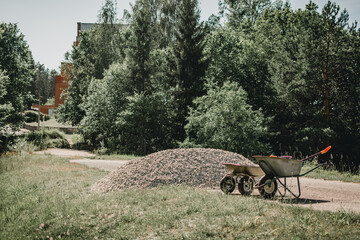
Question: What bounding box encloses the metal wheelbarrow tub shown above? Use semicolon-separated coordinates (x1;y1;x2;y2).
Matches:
252;156;303;177
223;163;264;177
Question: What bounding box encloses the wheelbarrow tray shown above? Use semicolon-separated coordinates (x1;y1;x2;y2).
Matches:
253;156;303;177
223;163;264;177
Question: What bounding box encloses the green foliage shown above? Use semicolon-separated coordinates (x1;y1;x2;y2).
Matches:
0;23;35;153
31;63;57;105
56;31;96;126
185;81;269;155
204;27;273;111
219;0;272;27
0;71;13;128
127;0;154;93
23;110;50;123
172;0;208;140
0;23;35;119
80;63;131;149
116;91;177;155
249;1;360;170
24;129;70;150
57;1;129;126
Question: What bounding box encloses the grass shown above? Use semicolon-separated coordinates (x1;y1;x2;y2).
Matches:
90;154;140;161
26;117;75;128
302;162;360;183
0;153;359;239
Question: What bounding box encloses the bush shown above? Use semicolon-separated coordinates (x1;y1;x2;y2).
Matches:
24;129;69;150
184;81;270;156
24;110;50;123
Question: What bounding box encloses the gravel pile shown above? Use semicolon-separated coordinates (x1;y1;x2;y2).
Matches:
91;148;257;192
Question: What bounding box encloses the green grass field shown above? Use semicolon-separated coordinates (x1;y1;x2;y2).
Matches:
1;153;359;240
302;162;360;183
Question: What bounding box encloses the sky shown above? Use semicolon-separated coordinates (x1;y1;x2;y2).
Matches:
1;0;359;71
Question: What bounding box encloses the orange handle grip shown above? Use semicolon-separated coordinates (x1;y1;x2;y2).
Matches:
321;146;332;154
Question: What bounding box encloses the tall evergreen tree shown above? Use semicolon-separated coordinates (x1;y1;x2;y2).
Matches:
93;0;120;79
172;0;208;140
30;63;57;105
56;32;96;125
127;0;153;93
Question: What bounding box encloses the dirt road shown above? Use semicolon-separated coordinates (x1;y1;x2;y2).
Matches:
250;177;360;214
33;148;129;171
33;148;360;214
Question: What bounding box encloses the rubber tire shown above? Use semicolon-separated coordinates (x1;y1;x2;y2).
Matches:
220;175;235;194
258;175;278;199
238;176;254;196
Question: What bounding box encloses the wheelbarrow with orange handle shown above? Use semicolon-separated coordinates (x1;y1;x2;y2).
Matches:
220;146;332;199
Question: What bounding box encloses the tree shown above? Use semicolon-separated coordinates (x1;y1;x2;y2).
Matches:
57;0;127;126
252;1;360;171
0;71;14;152
184;81;269;155
80;63;130;148
204;27;273;111
220;0;272;27
116;91;177;155
0;23;35;152
30;63;57;105
93;0;120;79
172;0;208;140
0;22;35;120
56;31;96;125
127;0;154;93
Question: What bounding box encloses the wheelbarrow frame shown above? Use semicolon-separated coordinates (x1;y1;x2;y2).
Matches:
220;146;332;199
220;164;264;196
255;160;327;198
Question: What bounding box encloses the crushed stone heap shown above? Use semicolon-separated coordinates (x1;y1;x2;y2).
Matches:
91;148;257;192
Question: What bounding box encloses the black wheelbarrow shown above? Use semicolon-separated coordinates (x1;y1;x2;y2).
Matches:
220;146;332;199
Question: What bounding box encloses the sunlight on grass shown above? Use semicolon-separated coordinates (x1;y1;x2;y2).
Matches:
1;153;359;239
302;162;360;183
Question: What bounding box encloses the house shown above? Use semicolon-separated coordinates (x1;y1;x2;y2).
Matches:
31;23;95;115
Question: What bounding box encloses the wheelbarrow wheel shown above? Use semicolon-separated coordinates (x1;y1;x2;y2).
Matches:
238;176;254;196
258;175;277;199
220;175;235;194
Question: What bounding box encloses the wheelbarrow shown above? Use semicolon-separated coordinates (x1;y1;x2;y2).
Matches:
220;146;332;199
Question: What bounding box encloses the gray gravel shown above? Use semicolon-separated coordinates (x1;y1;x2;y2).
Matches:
91;148;257;192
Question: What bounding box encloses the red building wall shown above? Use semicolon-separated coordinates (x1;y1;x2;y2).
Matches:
55;75;68;106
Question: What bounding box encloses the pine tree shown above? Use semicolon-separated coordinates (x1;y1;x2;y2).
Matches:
127;0;153;93
172;0;208;140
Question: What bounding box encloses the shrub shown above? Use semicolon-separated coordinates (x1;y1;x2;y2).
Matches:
24;110;50;123
24;129;69;150
184;81;270;156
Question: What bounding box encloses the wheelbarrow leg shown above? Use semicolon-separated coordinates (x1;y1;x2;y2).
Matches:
276;176;301;199
277;177;287;198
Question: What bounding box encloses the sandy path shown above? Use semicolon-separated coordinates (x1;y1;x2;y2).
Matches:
33;148;360;214
69;159;129;171
33;148;96;158
289;177;360;213
33;148;129;171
